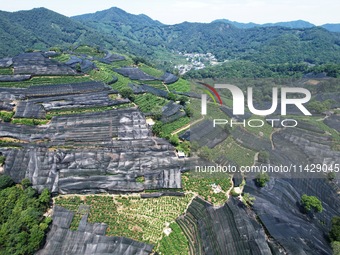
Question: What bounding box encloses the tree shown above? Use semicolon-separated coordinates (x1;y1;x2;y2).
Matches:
178;141;190;156
330;216;340;242
167;92;177;101
258;150;269;163
152;106;163;121
119;88;134;101
255;172;270;187
224;124;232;135
0;179;51;254
301;194;323;213
332;241;340;255
198;146;213;161
152;121;163;136
1;116;11;122
308;99;334;114
21;178;32;189
179;96;189;106
0;175;14;190
191;141;200;152
328;172;336;181
132;56;150;66
169;135;180;146
39;188;51;206
75;63;82;73
184;106;193;117
243;193;256;206
0;155;5;165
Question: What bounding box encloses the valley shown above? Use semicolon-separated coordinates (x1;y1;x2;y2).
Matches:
0;5;339;255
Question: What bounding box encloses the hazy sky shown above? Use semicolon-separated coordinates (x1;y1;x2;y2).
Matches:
0;0;339;25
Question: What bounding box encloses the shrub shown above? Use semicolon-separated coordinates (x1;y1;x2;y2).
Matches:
0;175;14;190
0;155;5;166
198;146;213;161
230;188;239;197
135;176;145;183
330;216;340;242
258;150;269;163
119;88;134;101
242;193;255;206
301;194;323;213
255;172;270;187
21;178;32;189
184;106;193;117
332;241;340;255
167;92;177;101
152;121;163;136
328;172;336;181
169;135;180;146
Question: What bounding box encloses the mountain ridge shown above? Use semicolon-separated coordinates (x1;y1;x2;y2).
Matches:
1;6;340;67
213;19;316;29
72;7;162;26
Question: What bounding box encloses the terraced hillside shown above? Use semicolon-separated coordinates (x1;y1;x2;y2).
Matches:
0;48;193;255
0;47;339;255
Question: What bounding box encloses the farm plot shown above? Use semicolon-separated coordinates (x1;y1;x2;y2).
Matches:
179;197;273;255
0;75;31;82
140;84;168;98
0;75;92;88
142;80;166;91
73;45;106;58
12;52;77;75
0;58;13;68
97;52;126;64
161;117;191;137
161;101;186;123
158;222;189;255
187;120;229;148
160;72;179;84
324;115;340;133
182;172;231;206
210;136;256;167
24;81;109;97
65;56;97;73
134;93;169;113
139;64;164;78
55;194;194;245
244;178;339;255
38;205;153;255
90;62;131;89
168;78;191;92
115;67;158;81
0;68;13;75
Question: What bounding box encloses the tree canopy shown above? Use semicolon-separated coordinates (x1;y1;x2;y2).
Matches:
0;175;51;255
300;194;323;213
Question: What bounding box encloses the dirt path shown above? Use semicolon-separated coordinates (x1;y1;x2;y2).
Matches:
162;82;170;93
270;129;280;150
171;115;205;135
225;178;234;198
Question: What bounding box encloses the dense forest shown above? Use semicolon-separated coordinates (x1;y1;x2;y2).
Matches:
0;175;51;255
1;7;340;70
184;60;340;79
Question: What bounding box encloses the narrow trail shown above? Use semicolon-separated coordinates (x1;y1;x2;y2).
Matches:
226;178;234;199
270;129;280;150
171;115;205;135
162;82;170;93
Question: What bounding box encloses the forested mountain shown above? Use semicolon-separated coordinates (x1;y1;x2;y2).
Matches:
1;6;340;67
72;8;340;65
213;19;315;29
0;8;116;57
322;23;340;33
72;7;162;26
